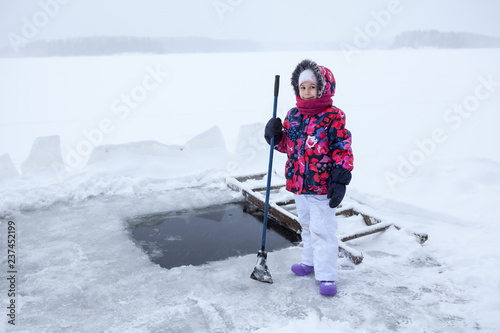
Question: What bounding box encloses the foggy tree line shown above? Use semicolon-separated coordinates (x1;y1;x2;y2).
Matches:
1;31;499;57
0;36;262;57
391;30;500;49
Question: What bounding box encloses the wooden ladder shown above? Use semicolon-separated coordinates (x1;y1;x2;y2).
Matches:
227;173;428;265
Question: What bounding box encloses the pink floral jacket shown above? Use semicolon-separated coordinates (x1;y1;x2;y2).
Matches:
275;106;353;195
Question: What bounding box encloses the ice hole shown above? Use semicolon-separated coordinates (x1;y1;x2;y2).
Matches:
127;202;301;269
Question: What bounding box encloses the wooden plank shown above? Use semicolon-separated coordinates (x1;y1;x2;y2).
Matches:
340;221;428;244
339;242;364;265
227;178;302;232
336;207;381;225
414;232;428;244
235;173;266;182
275;198;295;206
340;222;393;242
251;185;285;192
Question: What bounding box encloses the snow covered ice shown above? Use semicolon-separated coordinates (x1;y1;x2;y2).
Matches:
1;49;500;332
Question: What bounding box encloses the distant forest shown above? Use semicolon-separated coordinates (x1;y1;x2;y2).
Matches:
0;36;262;57
391;30;500;49
1;31;499;57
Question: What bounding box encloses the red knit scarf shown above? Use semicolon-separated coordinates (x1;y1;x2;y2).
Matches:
295;95;333;116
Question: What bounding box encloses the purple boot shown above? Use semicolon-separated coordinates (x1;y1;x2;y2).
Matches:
320;281;337;296
291;263;314;276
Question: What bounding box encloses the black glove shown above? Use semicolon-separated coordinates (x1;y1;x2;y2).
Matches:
327;169;352;208
264;117;283;145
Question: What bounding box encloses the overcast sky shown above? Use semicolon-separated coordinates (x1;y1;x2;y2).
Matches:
1;0;500;48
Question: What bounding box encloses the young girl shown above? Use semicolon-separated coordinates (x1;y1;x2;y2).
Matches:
265;59;353;296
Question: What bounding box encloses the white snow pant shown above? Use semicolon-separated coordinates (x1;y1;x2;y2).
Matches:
294;194;338;281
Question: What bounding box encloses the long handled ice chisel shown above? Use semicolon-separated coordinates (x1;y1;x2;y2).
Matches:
250;75;280;284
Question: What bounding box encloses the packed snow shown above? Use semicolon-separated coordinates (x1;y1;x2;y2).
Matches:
1;49;499;332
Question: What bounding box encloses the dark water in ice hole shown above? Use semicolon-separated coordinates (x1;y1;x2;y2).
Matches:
128;202;301;269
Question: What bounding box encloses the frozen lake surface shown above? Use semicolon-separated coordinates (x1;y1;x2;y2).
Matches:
1;48;499;332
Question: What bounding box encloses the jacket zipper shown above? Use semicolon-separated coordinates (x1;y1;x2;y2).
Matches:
301;115;310;192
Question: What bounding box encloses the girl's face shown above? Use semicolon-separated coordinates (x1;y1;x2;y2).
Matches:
299;82;317;100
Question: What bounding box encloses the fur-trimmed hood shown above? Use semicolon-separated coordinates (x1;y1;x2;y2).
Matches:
291;59;336;98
